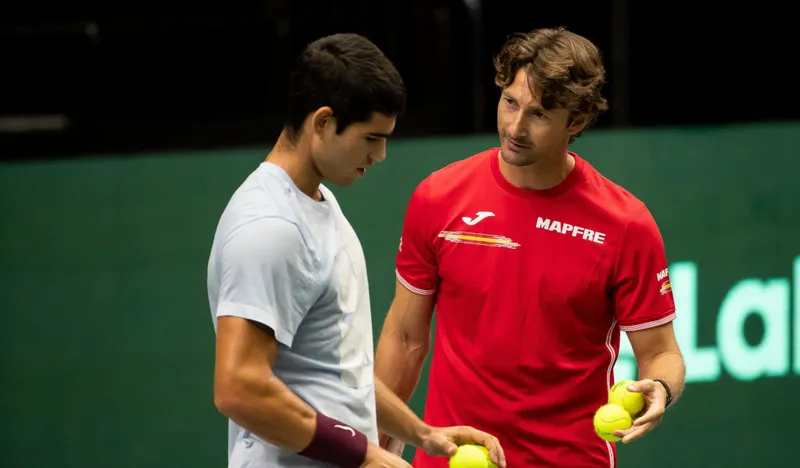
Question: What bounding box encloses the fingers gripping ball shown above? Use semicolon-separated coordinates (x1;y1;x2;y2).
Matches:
449;444;497;468
593;404;632;442
608;380;646;416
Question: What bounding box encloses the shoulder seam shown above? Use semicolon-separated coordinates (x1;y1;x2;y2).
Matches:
609;202;651;282
609;214;634;284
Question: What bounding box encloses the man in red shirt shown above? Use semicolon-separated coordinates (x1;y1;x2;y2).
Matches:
375;28;686;467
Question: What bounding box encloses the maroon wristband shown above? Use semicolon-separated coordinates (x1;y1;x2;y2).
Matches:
297;412;368;468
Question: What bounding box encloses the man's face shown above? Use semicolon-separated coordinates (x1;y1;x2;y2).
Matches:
497;68;579;166
311;111;396;187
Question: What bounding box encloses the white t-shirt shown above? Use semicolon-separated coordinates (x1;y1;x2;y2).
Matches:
207;162;377;467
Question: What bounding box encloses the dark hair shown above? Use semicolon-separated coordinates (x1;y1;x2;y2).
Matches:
284;33;406;140
494;27;609;143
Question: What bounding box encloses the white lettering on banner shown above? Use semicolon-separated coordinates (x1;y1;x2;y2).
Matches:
718;278;790;380
536;217;606;244
614;256;800;384
794;257;800;375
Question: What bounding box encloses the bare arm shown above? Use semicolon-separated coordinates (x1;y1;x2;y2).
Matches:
611;322;686;444
213;316;316;451
628;321;686;405
374;377;429;447
374;280;436;446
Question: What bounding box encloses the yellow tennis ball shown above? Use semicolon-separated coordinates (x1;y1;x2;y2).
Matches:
608;380;646;416
593;403;632;442
449;444;496;468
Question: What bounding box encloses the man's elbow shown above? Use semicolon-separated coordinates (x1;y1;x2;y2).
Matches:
639;349;685;377
379;286;435;357
641;348;682;364
408;334;431;359
382;325;430;358
214;372;242;418
214;367;265;420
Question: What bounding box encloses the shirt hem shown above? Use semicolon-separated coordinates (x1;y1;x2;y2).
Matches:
619;310;677;332
395;269;436;296
217;301;296;347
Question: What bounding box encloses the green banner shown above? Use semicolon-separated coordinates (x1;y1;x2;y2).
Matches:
1;121;798;467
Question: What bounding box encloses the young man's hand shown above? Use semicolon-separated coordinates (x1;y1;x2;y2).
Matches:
419;425;506;468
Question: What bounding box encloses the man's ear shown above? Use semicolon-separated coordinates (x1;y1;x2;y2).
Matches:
311;107;335;135
567;113;590;136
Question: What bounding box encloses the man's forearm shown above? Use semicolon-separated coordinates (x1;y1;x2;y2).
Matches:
374;325;430;446
638;351;686;405
375;327;429;402
216;371;317;451
375;378;430;447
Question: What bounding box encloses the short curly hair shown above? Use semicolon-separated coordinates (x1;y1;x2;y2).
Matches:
494;27;609;143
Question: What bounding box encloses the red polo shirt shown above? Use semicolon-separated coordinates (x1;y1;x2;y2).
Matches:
395;148;676;468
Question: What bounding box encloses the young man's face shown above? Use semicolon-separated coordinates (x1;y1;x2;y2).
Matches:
312;111;396;187
496;68;583;166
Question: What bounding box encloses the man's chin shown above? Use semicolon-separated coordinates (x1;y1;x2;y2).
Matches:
500;147;535;167
329;178;355;188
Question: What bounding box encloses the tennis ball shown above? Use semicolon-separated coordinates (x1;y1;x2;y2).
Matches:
593;403;632;442
608;380;646;416
449;444;496;468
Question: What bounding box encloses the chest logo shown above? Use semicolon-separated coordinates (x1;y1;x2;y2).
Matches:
535;217;606;245
438;230;520;249
462;211;495;226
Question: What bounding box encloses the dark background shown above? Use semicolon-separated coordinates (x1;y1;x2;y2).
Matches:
2;0;795;161
3;123;799;468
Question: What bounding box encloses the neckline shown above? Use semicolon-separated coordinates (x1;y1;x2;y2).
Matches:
489;148;585;200
259;161;332;213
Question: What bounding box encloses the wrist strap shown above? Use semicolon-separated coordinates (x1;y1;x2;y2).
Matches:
298;412;368;467
653;379;673;408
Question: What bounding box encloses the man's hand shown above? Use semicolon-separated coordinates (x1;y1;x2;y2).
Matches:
613;379;667;444
361;442;412;467
419;426;506;468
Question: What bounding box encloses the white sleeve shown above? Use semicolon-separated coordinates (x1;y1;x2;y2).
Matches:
215;217;316;348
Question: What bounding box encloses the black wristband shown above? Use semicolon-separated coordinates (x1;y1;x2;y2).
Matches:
653;379;673;408
297;412;368;468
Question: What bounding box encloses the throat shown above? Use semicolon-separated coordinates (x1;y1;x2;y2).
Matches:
499;151;575;191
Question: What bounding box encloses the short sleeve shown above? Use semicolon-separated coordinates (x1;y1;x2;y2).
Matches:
610;206;677;332
215;217;316;347
395;177;439;295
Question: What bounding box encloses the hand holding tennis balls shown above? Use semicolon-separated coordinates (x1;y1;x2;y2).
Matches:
596;379;670;444
449;444;497;468
420;425;505;467
593;379;646;442
608;379;645;416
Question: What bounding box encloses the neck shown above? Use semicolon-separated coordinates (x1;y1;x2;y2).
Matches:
499;149;575;191
265;130;323;200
